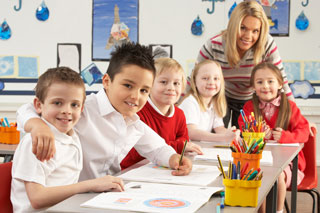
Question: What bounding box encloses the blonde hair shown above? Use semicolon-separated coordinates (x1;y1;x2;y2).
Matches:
180;60;227;117
154;58;186;92
223;0;269;67
250;62;291;130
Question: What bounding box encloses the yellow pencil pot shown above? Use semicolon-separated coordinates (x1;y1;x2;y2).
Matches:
242;132;265;146
223;179;261;207
232;152;262;171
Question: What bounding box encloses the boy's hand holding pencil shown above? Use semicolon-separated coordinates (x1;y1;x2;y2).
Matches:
169;140;192;176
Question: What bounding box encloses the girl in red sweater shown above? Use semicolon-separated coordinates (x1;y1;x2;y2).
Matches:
238;62;309;213
121;58;203;169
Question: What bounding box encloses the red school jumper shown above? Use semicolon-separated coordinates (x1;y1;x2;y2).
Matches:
120;101;189;169
238;100;309;172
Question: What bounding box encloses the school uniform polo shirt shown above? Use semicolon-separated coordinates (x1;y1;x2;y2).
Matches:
179;95;224;132
11;119;82;213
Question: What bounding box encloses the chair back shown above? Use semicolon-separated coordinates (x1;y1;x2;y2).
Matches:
0;162;13;213
298;126;317;190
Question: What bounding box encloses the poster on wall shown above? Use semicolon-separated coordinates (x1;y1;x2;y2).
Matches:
257;0;290;36
57;43;81;72
92;0;139;61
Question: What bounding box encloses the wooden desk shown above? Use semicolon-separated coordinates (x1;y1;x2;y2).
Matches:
46;142;303;213
0;143;17;162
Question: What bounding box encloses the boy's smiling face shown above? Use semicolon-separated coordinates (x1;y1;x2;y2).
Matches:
34;82;84;135
103;64;154;118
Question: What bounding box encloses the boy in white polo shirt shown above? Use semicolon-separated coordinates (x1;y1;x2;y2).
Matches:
16;43;192;182
11;67;124;213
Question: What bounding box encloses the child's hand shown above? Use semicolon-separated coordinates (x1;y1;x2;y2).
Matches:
272;127;283;142
225;129;237;142
185;142;203;155
30;120;56;162
264;125;272;140
88;175;124;192
169;154;192;176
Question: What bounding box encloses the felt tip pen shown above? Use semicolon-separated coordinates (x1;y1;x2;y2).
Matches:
4;117;10;127
216;203;221;213
220;192;225;209
240;162;249;179
247;170;258;181
242;168;253;180
237;161;241;180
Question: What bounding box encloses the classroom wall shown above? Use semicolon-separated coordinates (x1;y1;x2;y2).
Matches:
1;0;320;163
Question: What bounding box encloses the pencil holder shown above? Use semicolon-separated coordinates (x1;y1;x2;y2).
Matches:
242;132;265;146
232;152;262;171
223;179;261;207
0;126;20;144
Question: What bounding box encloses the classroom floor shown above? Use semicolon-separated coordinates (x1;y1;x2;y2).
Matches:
285;166;320;213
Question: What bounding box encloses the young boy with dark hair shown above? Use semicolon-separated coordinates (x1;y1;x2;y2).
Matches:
17;43;192;183
12;67;124;212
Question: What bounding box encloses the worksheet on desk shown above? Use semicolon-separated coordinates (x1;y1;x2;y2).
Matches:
118;163;220;186
194;148;273;165
81;182;223;213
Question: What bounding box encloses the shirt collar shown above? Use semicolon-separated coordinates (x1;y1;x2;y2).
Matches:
148;97;175;117
96;89;116;116
259;95;281;109
41;118;77;145
96;89;139;125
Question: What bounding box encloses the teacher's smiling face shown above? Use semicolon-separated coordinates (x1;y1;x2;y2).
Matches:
236;15;261;58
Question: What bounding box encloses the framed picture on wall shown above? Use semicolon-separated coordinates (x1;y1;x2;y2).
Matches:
258;0;290;36
149;44;173;59
92;0;139;61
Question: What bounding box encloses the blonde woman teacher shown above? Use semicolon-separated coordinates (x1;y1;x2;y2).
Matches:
196;1;293;128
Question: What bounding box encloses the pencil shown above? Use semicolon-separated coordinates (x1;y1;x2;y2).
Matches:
214;145;230;149
217;155;226;179
179;140;188;166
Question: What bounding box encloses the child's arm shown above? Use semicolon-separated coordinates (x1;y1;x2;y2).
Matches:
185;142;203;154
272;102;309;143
188;124;236;142
25;175;124;209
17;103;55;161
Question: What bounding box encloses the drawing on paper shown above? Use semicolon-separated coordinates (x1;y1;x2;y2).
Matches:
0;56;14;77
143;198;190;209
151;165;170;170
283;61;301;81
114;198;132;204
18;56;38;78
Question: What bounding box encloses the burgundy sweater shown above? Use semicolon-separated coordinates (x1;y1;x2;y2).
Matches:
120;101;189;169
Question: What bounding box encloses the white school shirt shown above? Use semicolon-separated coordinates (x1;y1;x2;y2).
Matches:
11;119;82;213
178;95;224;132
17;89;176;181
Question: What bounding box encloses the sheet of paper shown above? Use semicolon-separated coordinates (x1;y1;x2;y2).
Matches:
194;148;273;165
118;163;220;186
81;182;223;213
